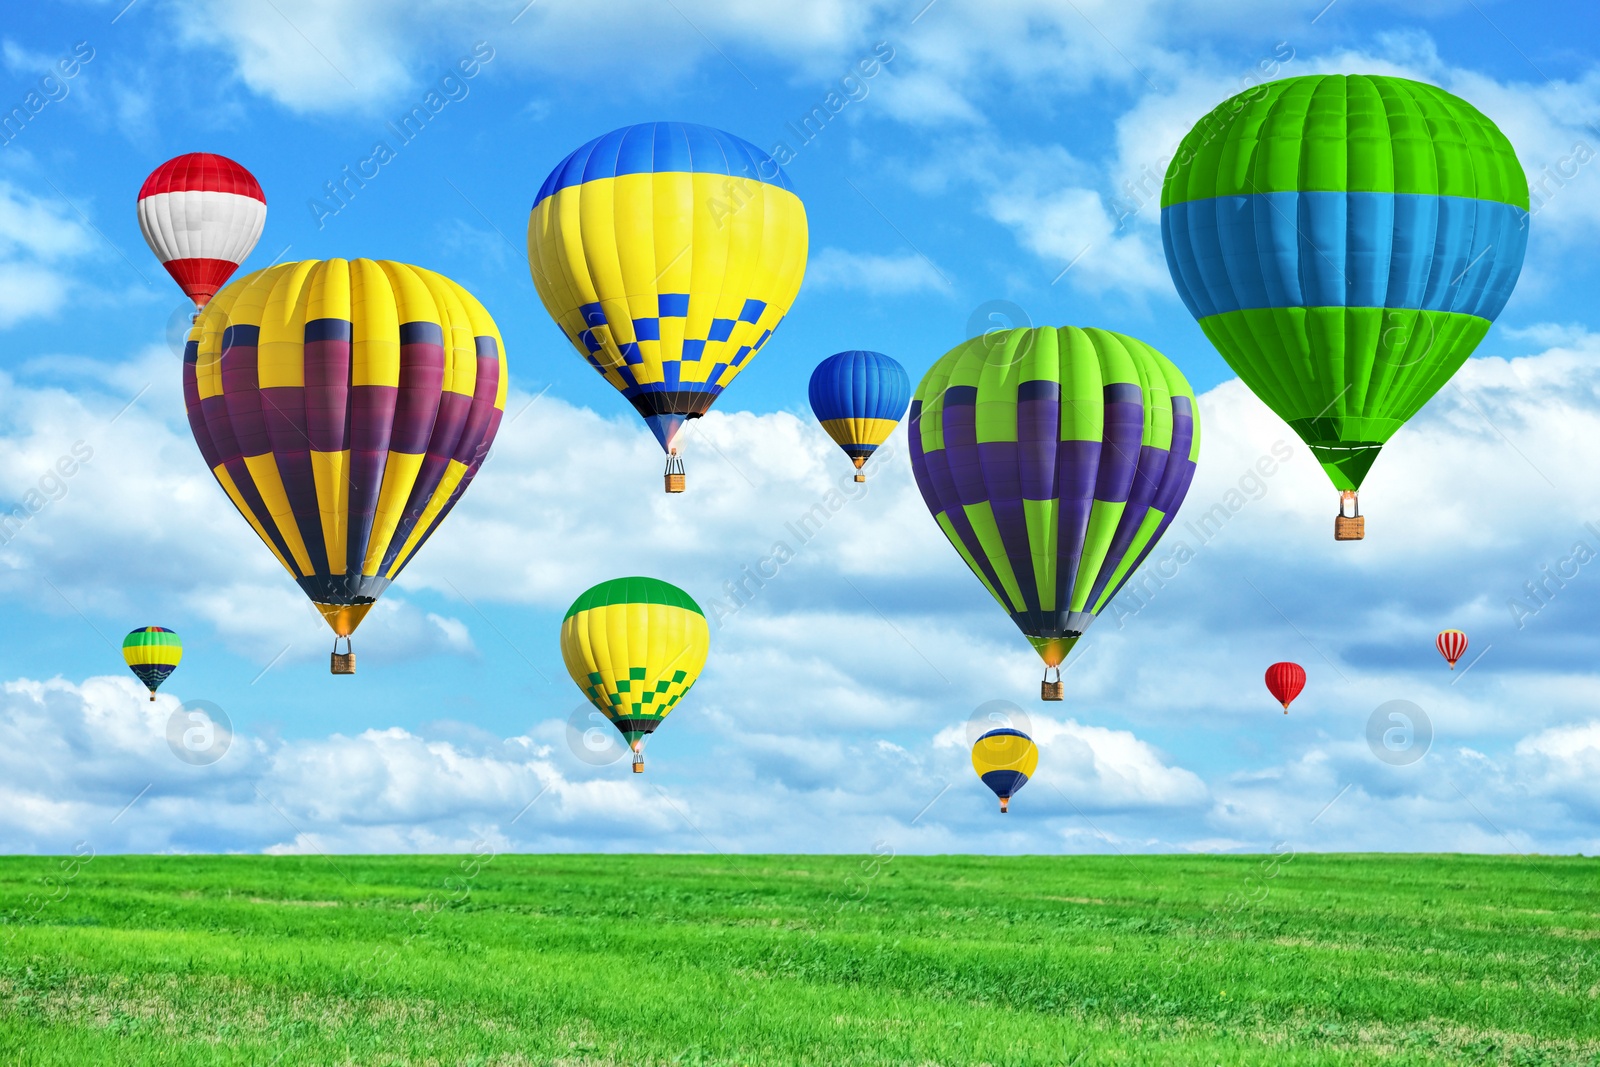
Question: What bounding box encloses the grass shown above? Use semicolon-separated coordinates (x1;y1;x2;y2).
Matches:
0;852;1596;1065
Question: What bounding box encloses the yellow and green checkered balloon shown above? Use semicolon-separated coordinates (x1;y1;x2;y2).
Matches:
559;577;708;772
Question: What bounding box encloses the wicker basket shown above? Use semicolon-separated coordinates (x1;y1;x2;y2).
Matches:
664;451;686;494
664;472;686;493
331;651;356;675
854;473;866;483
1335;492;1365;541
999;798;1010;813
1041;680;1064;701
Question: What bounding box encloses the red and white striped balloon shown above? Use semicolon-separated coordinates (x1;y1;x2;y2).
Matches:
137;153;265;308
1436;629;1468;669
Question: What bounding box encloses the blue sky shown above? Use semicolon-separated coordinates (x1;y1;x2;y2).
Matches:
2;0;1599;856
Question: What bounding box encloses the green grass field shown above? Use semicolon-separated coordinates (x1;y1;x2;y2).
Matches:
0;852;1596;1066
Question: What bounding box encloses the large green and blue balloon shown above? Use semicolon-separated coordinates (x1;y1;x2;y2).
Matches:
909;328;1200;699
1162;74;1527;531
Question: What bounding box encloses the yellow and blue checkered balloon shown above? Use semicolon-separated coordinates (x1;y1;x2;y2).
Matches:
528;122;808;460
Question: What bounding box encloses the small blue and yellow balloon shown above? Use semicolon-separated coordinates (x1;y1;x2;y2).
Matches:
808;350;910;482
971;727;1038;813
123;626;182;701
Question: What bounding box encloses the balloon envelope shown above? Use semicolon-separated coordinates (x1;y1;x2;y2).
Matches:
1162;75;1528;492
184;259;507;640
808;350;910;472
138;153;266;308
1265;661;1306;711
909;327;1200;675
528;122;808;456
971;727;1039;812
122;626;182;698
1437;629;1468;669
559;577;709;759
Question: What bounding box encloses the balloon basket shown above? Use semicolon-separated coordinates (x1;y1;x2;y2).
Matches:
999;798;1010;813
854;473;866;483
632;751;645;774
1041;680;1064;702
1335;492;1364;541
149;693;156;703
664;474;685;493
664;452;685;494
331;637;355;675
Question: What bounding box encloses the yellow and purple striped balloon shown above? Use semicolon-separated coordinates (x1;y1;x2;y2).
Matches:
184;259;507;652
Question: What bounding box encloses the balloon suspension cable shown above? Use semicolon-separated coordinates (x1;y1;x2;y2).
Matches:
331;635;356;676
663;450;686;494
1334;490;1365;542
1041;666;1064;702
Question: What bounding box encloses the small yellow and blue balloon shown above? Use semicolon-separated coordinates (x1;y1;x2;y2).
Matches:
808;350;910;482
559;577;709;773
122;627;182;701
971;727;1038;813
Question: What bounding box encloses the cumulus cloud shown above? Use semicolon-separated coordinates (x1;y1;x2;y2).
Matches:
9;325;1600;853
804;247;950;295
0;182;94;327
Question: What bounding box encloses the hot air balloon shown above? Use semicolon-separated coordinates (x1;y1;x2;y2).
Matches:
971;727;1038;813
809;350;911;482
1161;75;1528;540
909;327;1200;700
122;626;182;701
138;153;266;309
527;122;808;493
184;259;507;673
1265;661;1306;713
559;577;709;773
1436;629;1467;669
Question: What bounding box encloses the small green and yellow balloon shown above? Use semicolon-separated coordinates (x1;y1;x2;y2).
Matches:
559;577;709;773
971;728;1038;813
122;626;182;701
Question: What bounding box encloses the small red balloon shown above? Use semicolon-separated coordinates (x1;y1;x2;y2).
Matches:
1265;661;1306;713
1436;629;1467;669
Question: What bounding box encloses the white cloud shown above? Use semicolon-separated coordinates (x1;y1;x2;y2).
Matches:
935;714;1208;812
804;246;949;294
0;182;93;326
